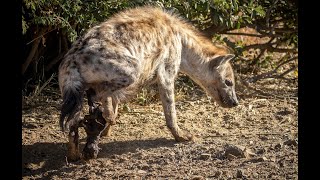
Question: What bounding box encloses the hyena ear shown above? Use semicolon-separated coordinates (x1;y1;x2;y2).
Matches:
209;54;235;69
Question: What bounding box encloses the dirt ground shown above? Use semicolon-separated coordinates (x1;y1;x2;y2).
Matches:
22;75;298;179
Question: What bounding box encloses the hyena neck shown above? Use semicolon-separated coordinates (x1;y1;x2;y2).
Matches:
179;29;227;84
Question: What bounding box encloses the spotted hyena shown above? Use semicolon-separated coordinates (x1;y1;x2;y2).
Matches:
58;6;238;161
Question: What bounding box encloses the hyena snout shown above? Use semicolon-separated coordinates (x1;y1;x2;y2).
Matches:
219;90;239;108
229;97;239;107
223;97;238;108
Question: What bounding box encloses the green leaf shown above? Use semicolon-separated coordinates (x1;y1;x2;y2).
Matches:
22;17;28;34
218;15;224;24
254;5;266;17
232;0;239;12
236;21;241;29
229;20;234;28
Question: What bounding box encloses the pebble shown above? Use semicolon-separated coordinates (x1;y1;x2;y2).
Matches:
137;170;147;174
225;145;246;158
200;153;211;160
256;148;266;154
214;171;222;177
191;175;204;180
236;169;245;178
283;139;298;146
275;143;283;149
224;144;256;159
249;156;268;163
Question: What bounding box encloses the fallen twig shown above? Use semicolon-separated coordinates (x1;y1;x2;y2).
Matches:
237;76;297;100
245;56;298;83
205;132;283;138
31;73;56;98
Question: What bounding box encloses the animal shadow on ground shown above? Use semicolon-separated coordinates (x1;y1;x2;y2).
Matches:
22;142;69;179
22;138;176;179
98;138;176;157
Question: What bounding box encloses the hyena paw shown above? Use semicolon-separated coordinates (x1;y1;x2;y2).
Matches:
174;131;194;142
82;143;100;160
67;151;81;162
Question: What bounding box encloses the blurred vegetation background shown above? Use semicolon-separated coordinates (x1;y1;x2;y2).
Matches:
22;0;298;104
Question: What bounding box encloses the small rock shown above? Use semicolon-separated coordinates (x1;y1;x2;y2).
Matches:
278;160;285;167
104;171;114;175
191;175;204;180
256;148;266;154
249;140;254;145
137;170;147;174
214;171;222;177
224;144;256;159
236;169;244;178
275;143;283;149
259;136;268;141
249;157;268;163
244;148;257;157
283;139;298;146
200;153;211;160
224;145;246;158
30;133;37;139
118;156;128;162
233;122;241;127
138;163;149;170
226;153;237;160
198;111;205;115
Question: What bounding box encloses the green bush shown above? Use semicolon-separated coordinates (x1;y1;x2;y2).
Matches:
22;0;297;94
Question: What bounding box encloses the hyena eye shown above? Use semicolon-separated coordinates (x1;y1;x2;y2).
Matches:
225;79;233;87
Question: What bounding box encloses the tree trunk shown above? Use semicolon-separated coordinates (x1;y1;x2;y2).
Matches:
22;28;46;75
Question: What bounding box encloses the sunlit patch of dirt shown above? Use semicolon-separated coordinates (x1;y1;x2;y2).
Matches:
22;77;297;179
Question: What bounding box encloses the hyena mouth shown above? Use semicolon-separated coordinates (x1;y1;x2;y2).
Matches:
217;90;236;108
217;90;227;106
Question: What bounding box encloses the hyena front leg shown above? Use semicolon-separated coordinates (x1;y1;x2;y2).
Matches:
100;96;118;137
158;76;193;142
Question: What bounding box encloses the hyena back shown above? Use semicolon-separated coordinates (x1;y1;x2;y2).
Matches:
58;6;238;161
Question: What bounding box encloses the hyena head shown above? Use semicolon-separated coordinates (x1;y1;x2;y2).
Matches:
204;54;239;108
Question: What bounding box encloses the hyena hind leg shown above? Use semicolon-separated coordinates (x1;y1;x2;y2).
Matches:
82;65;136;159
81;89;107;159
67;112;82;161
81;106;107;160
81;95;118;159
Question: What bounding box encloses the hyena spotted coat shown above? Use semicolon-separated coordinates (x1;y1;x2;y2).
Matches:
59;6;239;161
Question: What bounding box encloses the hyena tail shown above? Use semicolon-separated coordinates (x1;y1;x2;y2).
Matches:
59;69;84;132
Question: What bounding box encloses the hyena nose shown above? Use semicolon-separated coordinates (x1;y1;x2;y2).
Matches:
232;99;239;106
231;92;239;107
